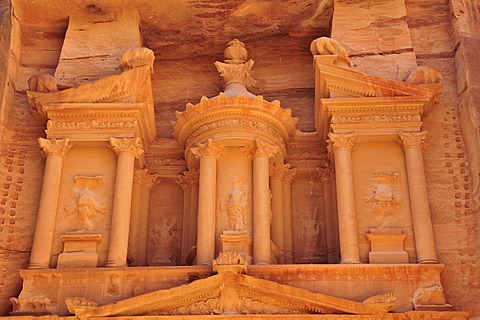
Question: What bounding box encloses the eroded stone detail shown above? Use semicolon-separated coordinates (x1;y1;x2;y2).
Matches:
310;36;352;67
363;173;402;214
65;176;106;231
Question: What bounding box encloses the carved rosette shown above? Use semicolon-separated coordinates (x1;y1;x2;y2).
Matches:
133;169;160;189
191;139;224;160
109;137;144;158
399;131;428;149
38;137;71;158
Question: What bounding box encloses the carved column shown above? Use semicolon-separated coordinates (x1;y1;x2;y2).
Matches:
129;169;159;266
177;169;199;264
269;163;285;262
191;139;224;265
318;164;340;264
328;133;361;264
252;139;278;265
29;138;71;269
283;165;296;264
186;169;200;258
399;131;438;263
107;137;143;267
177;173;191;264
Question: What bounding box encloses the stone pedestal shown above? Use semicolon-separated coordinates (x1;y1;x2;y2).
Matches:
366;228;408;264
57;233;102;268
217;231;252;264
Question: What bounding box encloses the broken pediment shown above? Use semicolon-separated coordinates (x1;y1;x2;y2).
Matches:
68;272;389;318
25;48;156;146
312;54;439;140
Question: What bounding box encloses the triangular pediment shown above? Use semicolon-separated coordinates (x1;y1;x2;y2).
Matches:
68;273;388;318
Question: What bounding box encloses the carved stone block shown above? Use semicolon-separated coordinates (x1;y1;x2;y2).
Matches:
366;228;409;264
217;231;252;264
57;233;102;268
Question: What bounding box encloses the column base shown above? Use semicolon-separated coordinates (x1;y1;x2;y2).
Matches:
27;263;50;269
105;261;127;267
418;259;439;264
340;258;362;264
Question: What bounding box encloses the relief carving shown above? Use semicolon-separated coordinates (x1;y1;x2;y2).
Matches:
157;285;301;315
222;186;248;232
119;47;155;74
363;173;401;214
65;176;106;231
310;37;352;67
151;216;179;265
412;285;448;309
331;114;421;124
27;74;59;93
10;296;51;313
65;297;98;314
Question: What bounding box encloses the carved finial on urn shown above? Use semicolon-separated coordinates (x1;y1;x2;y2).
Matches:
214;39;257;97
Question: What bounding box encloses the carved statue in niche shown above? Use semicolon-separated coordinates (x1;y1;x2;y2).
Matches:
363;173;401;214
150;216;178;265
302;206;320;248
65;176;106;231
222;186;247;232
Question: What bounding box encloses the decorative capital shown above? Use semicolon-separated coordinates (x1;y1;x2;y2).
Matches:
317;164;335;182
399;131;428;149
253;139;278;159
191;139;224;160
109;137;144;158
38;137;71;158
269;163;285;178
327;133;357;150
177;169;200;189
185;168;200;185
283;165;297;183
133;169;160;189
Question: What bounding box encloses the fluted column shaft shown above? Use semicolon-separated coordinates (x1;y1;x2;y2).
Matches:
191;139;223;265
253;139;278;265
282;166;296;264
269;163;285;262
400;131;438;264
29;138;71;269
107;137;143;267
130;169;158;266
328;133;361;264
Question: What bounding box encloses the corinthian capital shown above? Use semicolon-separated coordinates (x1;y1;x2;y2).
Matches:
269;163;285;178
191;139;224;160
327;133;357;150
317;163;335;182
109;137;144;158
283;164;297;183
38;137;71;158
399;131;428;149
133;169;160;189
253;139;278;158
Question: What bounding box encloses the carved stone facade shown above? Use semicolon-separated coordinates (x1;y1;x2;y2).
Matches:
0;0;478;318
